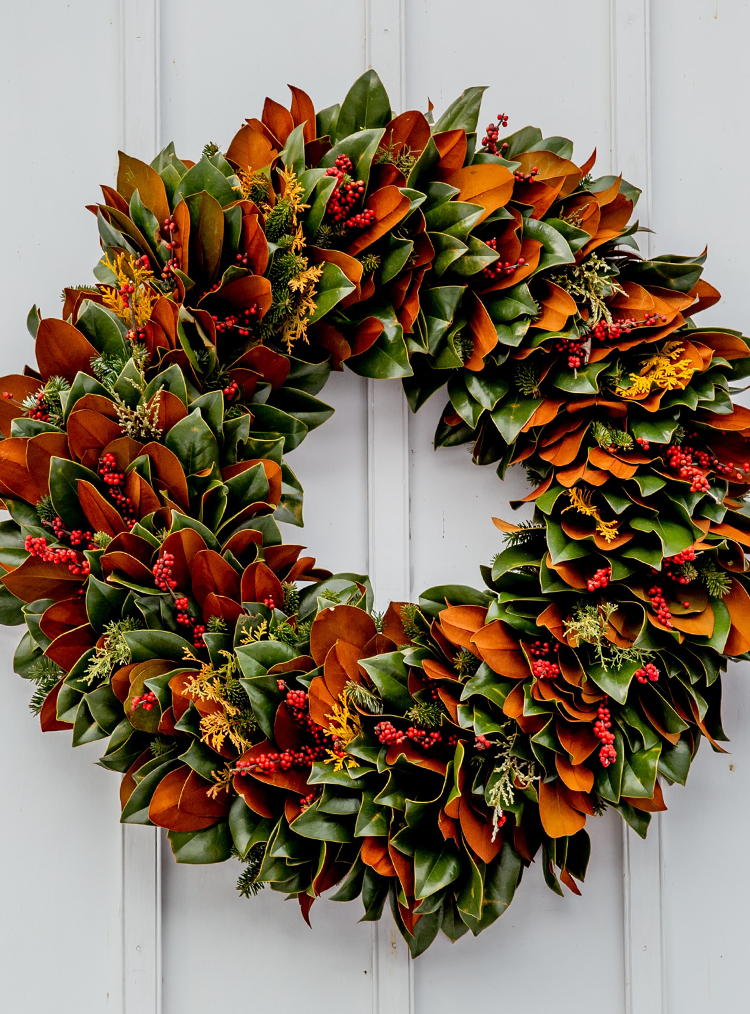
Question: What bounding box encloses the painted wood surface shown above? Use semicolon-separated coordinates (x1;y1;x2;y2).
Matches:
1;2;749;1012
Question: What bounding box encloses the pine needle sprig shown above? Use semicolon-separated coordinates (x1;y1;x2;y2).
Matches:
699;560;733;599
344;680;384;715
28;657;64;715
234;842;267;898
514;362;542;399
502;521;546;547
406;702;444;728
455;648;481;677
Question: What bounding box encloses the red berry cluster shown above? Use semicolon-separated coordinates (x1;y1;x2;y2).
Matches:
662;547;695;585
481;114;509;156
587;566;611;592
152;552;178;591
174;596;191;626
482;237;526;279
594;704;617;766
555;337;587;369
531;658;561;679
345;208;376;230
635;436;650;451
172;594;205;648
27;389;50;422
665;442;714;493
647;585;673;628
25;535;91;576
474;735;492;751
528;639;561;679
263;597;276;610
374;720;457;750
635;663;659;684
238;742;326;775
591;312;668;343
325;155;367;223
161;219;180;279
407;727;443;749
276;681;327;744
99;452;136;528
299;792;318;810
42;512;94;548
131;690;156;712
374;721;406;746
211;304;258;336
222;380;240;402
514;165;539;183
235;252;250;267
285;688;308;710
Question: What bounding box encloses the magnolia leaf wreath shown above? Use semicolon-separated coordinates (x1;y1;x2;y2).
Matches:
3;71;750;955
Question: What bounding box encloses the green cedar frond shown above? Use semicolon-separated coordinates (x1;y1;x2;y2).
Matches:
84;617;143;685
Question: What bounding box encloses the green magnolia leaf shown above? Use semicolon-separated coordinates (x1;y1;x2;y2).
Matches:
626;252;706;293
522;217;575;271
621;745;661;798
291;801;354;843
428;232;468;276
448;374;484;428
630;516;694;556
414;843;462;899
169;821;233;863
309;262;356;322
269;388;334;432
433;87;487;134
49;458;106;530
359;653;412;712
319;128;385;190
419;584;489;618
75;301;128;358
174;157;239;207
550;360;608;395
490;395;539;443
498;125;543;158
250;404;308;453
165;409;219;477
335;70;391;142
587;658;646;705
424;202;483;242
279;123;307;177
347;319;412;379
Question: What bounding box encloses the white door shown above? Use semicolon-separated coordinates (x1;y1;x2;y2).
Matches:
2;2;749;1012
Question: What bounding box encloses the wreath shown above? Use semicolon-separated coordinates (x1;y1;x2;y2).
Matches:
4;71;749;956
